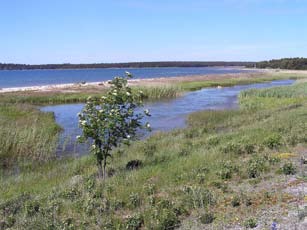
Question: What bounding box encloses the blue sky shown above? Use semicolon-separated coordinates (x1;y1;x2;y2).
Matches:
1;0;307;64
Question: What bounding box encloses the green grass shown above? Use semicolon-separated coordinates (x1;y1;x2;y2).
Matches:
0;85;183;105
1;79;307;229
0;104;61;171
177;73;305;91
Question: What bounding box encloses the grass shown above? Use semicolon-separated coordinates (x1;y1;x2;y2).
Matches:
0;72;307;229
0;85;183;105
0;104;61;171
1;77;307;229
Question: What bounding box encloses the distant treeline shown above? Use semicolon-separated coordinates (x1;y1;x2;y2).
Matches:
255;58;307;70
0;61;255;70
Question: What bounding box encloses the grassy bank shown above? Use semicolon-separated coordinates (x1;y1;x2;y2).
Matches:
1;79;306;229
0;85;183;105
177;72;306;91
0;104;61;171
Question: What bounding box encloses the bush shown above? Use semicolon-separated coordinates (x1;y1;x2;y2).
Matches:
155;208;180;230
217;161;237;180
125;213;144;230
129;193;141;208
263;133;282;149
281;162;296;175
199;212;215;224
126;160;143;170
221;142;243;155
247;156;267;178
244;218;257;228
231;196;240;207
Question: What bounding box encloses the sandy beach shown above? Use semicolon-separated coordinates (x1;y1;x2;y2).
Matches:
0;71;268;94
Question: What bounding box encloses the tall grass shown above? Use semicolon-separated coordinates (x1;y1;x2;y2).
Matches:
0;104;61;170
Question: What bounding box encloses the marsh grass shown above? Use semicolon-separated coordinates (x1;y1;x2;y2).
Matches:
0;104;61;170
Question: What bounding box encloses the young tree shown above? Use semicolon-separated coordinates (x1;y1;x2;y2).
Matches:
77;72;150;179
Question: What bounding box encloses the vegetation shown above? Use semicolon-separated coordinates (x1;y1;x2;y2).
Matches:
255;57;307;70
1;75;307;228
78;73;150;179
0;85;182;105
0;61;255;70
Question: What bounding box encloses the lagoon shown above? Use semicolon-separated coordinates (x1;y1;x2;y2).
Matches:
41;79;294;157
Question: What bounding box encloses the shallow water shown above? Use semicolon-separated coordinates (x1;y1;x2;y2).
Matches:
0;67;252;88
41;79;294;157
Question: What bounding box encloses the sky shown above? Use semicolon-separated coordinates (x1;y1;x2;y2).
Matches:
1;0;307;64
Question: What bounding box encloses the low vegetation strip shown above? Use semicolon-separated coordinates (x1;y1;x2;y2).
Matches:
0;75;307;229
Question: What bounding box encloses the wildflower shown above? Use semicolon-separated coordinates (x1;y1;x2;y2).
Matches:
99;109;104;113
146;123;151;128
87;96;92;101
127;135;131;139
76;135;81;140
126;92;131;96
144;109;150;116
271;222;277;230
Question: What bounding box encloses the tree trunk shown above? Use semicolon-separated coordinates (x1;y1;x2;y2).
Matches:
103;158;107;180
97;160;103;179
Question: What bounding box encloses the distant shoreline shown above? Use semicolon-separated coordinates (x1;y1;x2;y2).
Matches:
0;71;265;93
0;62;254;71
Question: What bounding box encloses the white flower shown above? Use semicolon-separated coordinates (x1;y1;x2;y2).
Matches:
91;144;96;149
99;109;104;113
126;135;131;139
139;90;143;94
81;120;87;125
146;123;151;128
112;92;117;96
144;109;150;115
87;96;92;101
126;92;131;96
76;135;81;140
125;71;131;75
101;96;106;100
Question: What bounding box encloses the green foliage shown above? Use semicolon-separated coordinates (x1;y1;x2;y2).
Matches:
256;57;307;70
199;212;215;224
78;72;150;178
217;161;237;180
231;195;241;207
125;213;144;230
247;155;267;178
281;162;296;175
244;218;258;228
263;133;282;149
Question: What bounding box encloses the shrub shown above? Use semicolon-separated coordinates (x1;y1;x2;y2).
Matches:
155;208;180;230
217;161;237;180
129;193;141;208
263;133;282;149
231;195;240;207
24;200;40;216
244;218;257;228
199;212;215;224
125;213;144;230
281;162;296;175
221;142;243;155
247;156;267;178
126;160;143;170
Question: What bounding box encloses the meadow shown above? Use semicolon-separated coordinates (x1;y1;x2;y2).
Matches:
0;73;307;229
